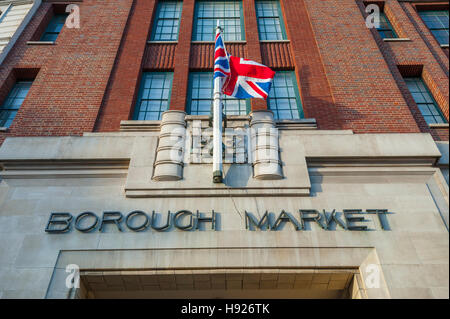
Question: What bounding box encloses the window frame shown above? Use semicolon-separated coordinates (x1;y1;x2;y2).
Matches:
404;77;447;125
192;0;245;42
132;72;174;121
417;10;449;46
267;71;304;120
255;0;288;41
376;12;398;39
150;0;183;42
0;81;33;128
40;13;69;42
186;72;250;116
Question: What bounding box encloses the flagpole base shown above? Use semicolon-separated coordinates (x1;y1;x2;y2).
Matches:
213;170;223;183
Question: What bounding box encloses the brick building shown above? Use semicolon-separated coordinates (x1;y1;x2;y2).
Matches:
0;0;448;140
0;0;448;299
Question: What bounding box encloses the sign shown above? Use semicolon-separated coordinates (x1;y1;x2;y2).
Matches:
45;209;392;233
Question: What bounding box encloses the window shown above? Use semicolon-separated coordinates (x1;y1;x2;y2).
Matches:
40;14;68;41
0;81;32;128
188;72;248;115
404;77;447;125
419;10;449;45
193;1;244;41
267;71;303;120
151;1;182;41
133;72;173;121
255;0;287;40
377;12;398;39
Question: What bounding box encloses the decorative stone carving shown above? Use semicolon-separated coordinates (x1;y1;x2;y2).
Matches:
250;110;283;180
188;120;248;164
153;110;186;181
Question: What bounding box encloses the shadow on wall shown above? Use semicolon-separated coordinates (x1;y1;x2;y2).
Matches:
309;175;324;197
223;164;252;187
297;66;364;131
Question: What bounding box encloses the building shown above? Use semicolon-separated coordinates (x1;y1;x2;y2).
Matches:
0;0;448;299
0;0;41;65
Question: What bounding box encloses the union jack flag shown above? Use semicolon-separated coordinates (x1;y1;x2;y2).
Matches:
223;56;276;100
213;32;230;79
214;30;275;100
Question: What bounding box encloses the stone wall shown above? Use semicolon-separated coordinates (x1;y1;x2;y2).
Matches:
0;123;447;298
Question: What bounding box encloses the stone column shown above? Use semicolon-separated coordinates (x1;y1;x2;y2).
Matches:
250;110;283;180
153;110;186;181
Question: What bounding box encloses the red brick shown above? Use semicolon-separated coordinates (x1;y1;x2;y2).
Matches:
0;0;447;144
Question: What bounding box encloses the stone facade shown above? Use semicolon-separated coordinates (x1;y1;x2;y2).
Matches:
0;113;448;298
0;0;448;299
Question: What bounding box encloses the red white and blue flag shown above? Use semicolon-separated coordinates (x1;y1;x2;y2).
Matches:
223;56;276;100
214;32;230;79
214;31;275;100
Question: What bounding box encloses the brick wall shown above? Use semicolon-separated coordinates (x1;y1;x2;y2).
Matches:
382;0;449;140
0;0;134;143
304;0;423;134
0;0;448;142
94;0;157;132
169;0;195;111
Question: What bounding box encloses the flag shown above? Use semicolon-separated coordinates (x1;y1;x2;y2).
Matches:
213;32;230;79
223;56;276;100
214;28;275;99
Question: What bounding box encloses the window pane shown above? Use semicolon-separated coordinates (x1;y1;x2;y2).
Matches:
40;14;68;41
376;13;397;39
418;104;432;116
0;81;32;127
431;29;449;45
268;72;302;120
419;10;449;45
193;1;243;41
379;14;391;29
424;115;436;124
405;77;447;125
188;72;248;115
411;92;426;103
133;73;172;121
379;30;396;39
151;1;182;41
256;1;286;40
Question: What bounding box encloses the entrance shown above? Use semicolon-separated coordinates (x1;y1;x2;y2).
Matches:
78;269;358;299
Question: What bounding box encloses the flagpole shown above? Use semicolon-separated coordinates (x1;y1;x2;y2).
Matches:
213;20;223;183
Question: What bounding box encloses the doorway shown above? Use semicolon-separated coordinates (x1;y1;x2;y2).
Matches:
78;269;358;299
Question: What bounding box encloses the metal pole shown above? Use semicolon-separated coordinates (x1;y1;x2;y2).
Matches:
213;21;223;183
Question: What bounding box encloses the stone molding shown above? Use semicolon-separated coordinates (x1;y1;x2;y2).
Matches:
0;131;443;198
250;110;283;180
45;247;390;299
152;111;186;181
